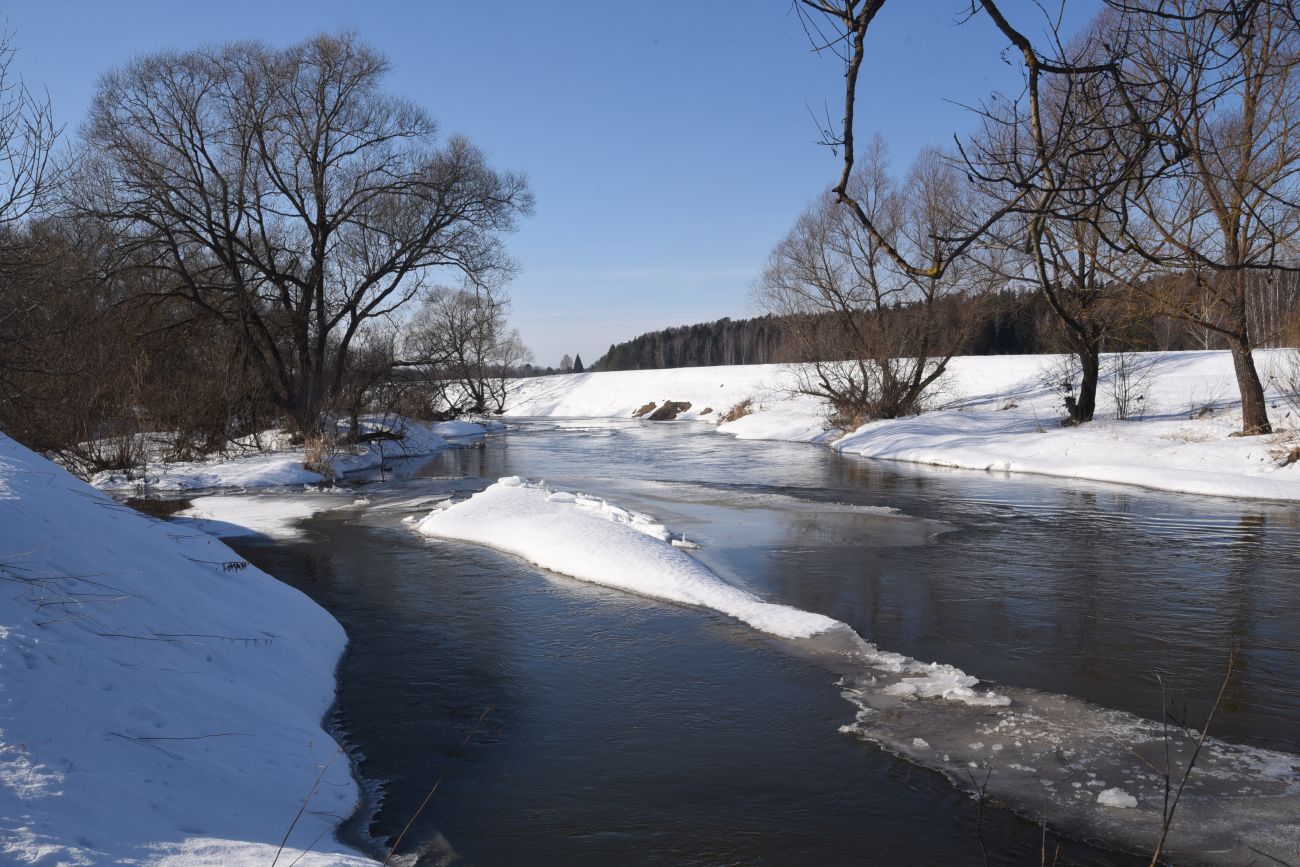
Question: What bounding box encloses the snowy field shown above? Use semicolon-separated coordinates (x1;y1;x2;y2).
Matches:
0;434;372;865
505;350;1300;501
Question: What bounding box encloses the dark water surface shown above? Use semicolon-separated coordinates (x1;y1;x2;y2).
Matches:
232;420;1300;865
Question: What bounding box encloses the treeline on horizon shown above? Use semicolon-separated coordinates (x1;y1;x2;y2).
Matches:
591;280;1299;372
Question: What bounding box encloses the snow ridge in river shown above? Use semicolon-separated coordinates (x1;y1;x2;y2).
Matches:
416;477;1008;706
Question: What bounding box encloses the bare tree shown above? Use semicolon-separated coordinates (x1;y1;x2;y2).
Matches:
332;326;400;439
758;142;983;426
0;28;55;234
795;1;1298;434
790;1;1147;281
1120;0;1300;433
402;285;531;415
78;32;532;434
969;21;1155;423
0;27;60;409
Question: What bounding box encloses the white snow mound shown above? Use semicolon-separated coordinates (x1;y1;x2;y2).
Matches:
416;479;840;639
414;480;1007;709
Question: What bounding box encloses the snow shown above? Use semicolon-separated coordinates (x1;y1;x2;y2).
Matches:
508;364;807;431
0;433;370;865
90;415;448;492
416;479;1007;707
506;351;1300;501
93;451;330;491
176;493;351;539
1096;788;1139;809
430;420;490;437
417;478;839;640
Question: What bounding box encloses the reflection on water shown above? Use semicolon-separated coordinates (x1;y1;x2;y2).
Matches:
233;419;1300;865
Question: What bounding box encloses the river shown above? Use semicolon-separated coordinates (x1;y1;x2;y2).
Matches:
227;419;1300;865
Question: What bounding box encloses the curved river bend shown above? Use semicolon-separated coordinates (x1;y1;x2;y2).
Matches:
230;419;1300;866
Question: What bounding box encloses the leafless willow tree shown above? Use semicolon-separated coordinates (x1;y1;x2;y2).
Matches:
77;32;532;434
401;285;531;415
0;27;60;409
759;141;985;425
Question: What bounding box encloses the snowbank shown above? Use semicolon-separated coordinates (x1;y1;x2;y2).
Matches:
506;351;1300;501
506;365;825;437
416;478;1007;706
0;434;370;865
91;415;448;492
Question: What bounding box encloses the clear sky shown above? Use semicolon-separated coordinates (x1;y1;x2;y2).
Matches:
5;0;1098;367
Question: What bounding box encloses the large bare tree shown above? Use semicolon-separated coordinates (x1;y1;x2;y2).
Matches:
759;141;983;425
80;32;532;433
1121;0;1300;433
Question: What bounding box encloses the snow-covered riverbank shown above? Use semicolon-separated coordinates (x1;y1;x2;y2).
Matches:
0;434;372;865
89;416;497;493
505;350;1300;501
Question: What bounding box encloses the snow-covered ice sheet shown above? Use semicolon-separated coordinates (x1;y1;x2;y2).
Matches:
94;450;330;491
832;406;1299;500
0;434;370;865
416;478;1006;706
505;351;1300;501
177;493;352;539
837;674;1300;863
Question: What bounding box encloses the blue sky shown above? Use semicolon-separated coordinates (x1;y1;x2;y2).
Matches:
6;0;1098;367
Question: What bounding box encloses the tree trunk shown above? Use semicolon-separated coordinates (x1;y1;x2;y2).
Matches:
1229;338;1272;434
1071;344;1100;424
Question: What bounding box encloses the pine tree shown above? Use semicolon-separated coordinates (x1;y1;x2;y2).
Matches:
572;353;584;373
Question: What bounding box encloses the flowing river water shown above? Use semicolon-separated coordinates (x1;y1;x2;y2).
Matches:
223;419;1300;865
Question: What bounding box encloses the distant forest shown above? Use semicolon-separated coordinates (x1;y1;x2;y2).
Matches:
590;290;1255;372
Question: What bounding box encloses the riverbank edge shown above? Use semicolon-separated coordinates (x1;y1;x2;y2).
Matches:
0;433;376;865
503;350;1300;503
